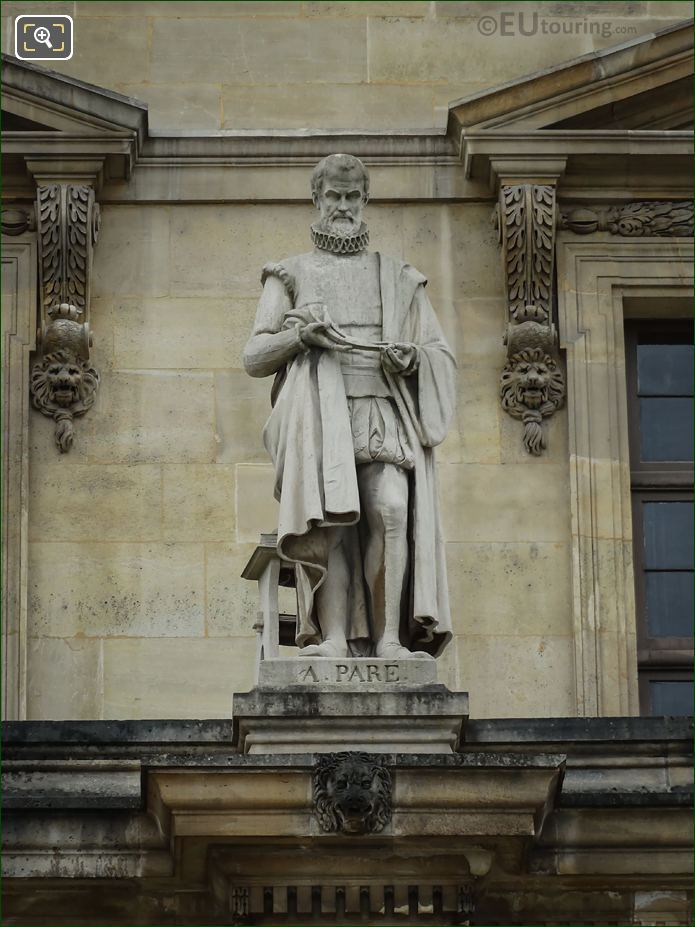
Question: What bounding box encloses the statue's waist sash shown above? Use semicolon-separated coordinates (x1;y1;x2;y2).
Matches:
340;349;391;399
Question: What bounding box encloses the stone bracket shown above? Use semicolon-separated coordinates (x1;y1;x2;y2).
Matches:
30;182;101;452
495;183;566;456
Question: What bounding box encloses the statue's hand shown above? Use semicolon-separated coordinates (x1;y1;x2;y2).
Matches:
381;342;419;375
293;303;350;351
300;319;348;350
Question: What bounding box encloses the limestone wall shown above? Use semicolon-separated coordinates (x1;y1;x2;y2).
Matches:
1;1;690;132
6;0;692;721
25;198;574;720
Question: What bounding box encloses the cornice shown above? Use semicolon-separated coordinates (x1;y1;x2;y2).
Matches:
2;36;693;204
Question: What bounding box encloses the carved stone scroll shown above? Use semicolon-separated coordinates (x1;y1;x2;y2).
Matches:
31;184;100;452
313;752;392;835
560;201;694;238
496;185;565;455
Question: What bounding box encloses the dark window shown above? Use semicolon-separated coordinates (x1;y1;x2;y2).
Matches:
625;321;693;716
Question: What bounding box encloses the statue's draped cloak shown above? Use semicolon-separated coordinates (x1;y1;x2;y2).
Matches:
256;253;456;657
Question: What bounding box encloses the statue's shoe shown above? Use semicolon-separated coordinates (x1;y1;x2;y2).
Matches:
298;640;348;658
375;642;435;661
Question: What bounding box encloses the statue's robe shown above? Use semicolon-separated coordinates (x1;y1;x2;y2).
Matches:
244;252;456;657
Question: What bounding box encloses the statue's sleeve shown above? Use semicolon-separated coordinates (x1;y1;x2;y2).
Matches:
243;263;304;378
411;283;457;447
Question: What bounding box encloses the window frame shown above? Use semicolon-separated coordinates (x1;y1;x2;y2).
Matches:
624;320;694;486
555;236;693;717
638;670;694;717
624;319;693;715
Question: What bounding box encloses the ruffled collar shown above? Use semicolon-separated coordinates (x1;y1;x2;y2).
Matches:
311;223;369;255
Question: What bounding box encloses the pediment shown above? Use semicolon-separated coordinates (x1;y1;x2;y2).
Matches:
448;19;693;132
2;110;58;132
2;54;148;183
2;53;147;139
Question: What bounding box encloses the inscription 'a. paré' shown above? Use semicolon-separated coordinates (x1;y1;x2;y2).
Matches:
297;662;400;684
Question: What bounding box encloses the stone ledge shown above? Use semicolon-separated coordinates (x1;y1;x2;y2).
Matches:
232;686;469;755
3;760;142;811
465;716;693;744
3;715;691;749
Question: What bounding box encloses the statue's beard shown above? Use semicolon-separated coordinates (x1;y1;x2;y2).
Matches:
320;214;358;233
311;221;369;255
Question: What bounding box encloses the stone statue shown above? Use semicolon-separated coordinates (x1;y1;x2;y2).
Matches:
244;154;456;661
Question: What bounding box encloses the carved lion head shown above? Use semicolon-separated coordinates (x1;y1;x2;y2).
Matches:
500;348;565;455
500;348;564;417
313;752;391;835
31;351;99;415
31;350;100;452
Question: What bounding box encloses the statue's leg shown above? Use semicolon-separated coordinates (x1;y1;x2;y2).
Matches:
357;463;411;657
299;526;350;658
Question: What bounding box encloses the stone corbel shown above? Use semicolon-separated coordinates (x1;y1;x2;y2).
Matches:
28;169;101;452
492;162;567;456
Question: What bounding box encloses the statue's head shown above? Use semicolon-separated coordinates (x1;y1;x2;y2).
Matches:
311;154;370;236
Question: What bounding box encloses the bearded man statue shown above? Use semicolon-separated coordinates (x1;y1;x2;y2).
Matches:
244;154;456;661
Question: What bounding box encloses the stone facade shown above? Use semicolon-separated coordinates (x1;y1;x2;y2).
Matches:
3;717;692;925
1;2;693;924
0;0;691;723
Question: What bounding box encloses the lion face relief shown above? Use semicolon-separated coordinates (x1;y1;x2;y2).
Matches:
500;348;565;456
30;350;100;452
313;752;392;835
31;351;99;416
500;348;564;417
45;359;84;407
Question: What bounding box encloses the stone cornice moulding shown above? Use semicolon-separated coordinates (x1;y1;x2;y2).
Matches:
461;130;693;184
3;50;692;203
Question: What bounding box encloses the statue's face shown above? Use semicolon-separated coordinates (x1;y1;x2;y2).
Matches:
316;169;366;235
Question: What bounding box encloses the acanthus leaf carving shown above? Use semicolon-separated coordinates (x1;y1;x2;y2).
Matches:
38;185;62;314
497;184;565;455
560;200;694;237
31;184;100;453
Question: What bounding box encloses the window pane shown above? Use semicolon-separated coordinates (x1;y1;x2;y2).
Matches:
650;680;693;716
645;572;694;638
639;398;694;461
638;343;693;396
643;502;694;570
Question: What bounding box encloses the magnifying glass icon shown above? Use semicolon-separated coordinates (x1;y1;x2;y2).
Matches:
33;26;53;49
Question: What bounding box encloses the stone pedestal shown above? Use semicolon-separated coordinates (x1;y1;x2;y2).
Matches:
232;659;469;755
